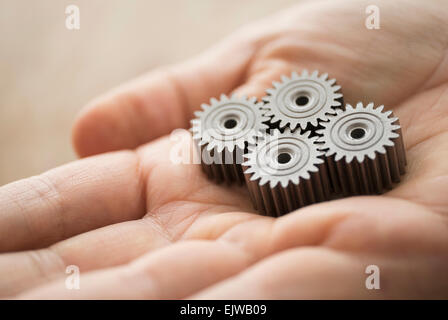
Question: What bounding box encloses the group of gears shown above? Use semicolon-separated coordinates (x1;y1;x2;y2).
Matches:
191;70;407;217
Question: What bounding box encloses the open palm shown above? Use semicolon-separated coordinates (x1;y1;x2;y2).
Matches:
1;0;448;299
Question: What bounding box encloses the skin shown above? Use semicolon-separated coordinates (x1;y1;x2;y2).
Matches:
1;0;448;299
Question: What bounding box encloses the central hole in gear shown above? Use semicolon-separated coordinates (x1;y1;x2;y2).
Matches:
295;96;309;106
224;118;238;129
350;127;366;140
277;152;292;164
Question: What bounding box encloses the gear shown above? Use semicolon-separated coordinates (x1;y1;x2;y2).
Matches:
262;70;343;131
191;94;269;184
242;129;331;216
316;102;407;195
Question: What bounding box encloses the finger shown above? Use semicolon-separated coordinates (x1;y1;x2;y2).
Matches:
191;201;448;299
72;33;257;157
0;135;256;296
191;247;372;299
191;247;444;299
234;0;448;105
195;197;447;259
384;83;448;214
0;151;146;252
0;219;171;298
0;212;257;298
17;241;254;299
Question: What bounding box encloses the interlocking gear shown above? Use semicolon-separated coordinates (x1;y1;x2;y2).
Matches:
316;102;407;195
190;72;407;216
262;70;343;131
191;94;269;184
242;129;331;216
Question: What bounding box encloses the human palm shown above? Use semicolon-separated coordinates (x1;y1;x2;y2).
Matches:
1;0;447;299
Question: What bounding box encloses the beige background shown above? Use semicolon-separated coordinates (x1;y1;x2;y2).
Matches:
0;0;298;186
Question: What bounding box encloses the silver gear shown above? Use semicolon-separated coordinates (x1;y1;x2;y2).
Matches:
243;129;331;216
316;102;407;195
191;94;269;184
262;70;343;131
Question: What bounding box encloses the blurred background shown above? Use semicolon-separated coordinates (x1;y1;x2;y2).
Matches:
0;0;298;186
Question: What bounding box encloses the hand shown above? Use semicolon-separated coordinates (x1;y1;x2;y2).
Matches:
1;0;448;299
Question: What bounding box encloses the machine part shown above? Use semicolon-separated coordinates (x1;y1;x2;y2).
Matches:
191;94;269;184
262;70;344;131
316;102;407;195
243;129;331;216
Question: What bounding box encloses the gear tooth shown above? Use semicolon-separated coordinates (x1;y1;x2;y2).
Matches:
336;108;345;115
377;145;387;154
346;104;354;111
280;179;289;189
210;97;219;105
367;151;377;160
193;111;202;119
249;96;257;104
220;93;228;101
390;116;399;124
311;70;319;78
262;115;271;122
331;100;342;107
376;105;385;113
366;102;374;110
355;102;363;109
308;117;319;127
384;138;395;147
356;153;365;163
265;88;275;96
249;171;259;181
206;141;216;152
332;85;342;92
302;171;311;180
280;75;290;83
273;81;282;88
258;176;268;186
306;130;314;138
334;151;343;162
200;103;209;110
291;71;299;79
328;78;337;85
315;129;325;136
320;73;329;81
384;110;393;118
325;147;336;157
334;93;343;99
260;123;270;131
315;156;325;164
319;117;331;126
302;69;309;77
345;153;355;163
243;165;254;174
279;118;289;129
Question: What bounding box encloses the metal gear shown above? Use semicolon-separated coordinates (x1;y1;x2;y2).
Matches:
262;70;344;131
191;94;269;184
242;129;331;216
316;102;407;195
